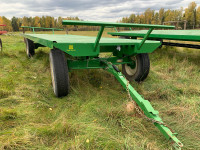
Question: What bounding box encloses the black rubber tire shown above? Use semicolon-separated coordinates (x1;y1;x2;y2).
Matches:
0;38;2;52
49;49;69;97
25;38;35;58
122;53;150;82
158;39;163;49
119;36;130;39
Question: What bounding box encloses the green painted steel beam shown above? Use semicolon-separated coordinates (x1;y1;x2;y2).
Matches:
114;27;118;32
138;28;154;50
62;20;175;29
94;26;105;52
101;60;183;150
21;26;63;34
21;26;63;31
108;30;200;42
67;57;132;70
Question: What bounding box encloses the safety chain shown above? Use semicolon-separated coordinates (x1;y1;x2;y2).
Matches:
125;78;175;133
103;60;175;133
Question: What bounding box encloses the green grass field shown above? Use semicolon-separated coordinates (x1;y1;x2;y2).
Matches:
0;31;200;150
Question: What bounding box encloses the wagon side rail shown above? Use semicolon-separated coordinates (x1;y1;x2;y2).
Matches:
21;26;63;34
62;20;175;51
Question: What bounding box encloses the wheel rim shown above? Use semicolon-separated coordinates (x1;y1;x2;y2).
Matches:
125;56;137;76
50;55;56;94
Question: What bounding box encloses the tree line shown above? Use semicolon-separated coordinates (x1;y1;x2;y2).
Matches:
0;16;101;32
0;16;81;32
120;2;200;29
0;1;199;32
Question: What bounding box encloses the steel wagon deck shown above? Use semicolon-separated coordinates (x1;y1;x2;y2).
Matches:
108;30;200;49
23;34;161;57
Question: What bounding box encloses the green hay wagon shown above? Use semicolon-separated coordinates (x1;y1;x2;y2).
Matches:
21;20;183;150
108;30;200;49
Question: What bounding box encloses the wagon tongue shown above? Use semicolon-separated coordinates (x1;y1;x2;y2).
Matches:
101;60;183;150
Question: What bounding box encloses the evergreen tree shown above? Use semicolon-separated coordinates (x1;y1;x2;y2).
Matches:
11;17;19;31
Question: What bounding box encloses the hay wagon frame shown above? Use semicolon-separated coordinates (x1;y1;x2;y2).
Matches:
21;20;183;150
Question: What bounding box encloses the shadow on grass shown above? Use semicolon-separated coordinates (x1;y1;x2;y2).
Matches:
34;50;49;59
0;52;18;58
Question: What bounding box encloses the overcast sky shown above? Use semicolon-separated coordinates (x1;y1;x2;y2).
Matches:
0;0;199;21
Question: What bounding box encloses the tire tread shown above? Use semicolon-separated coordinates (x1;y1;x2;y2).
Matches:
50;49;69;97
25;38;35;57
